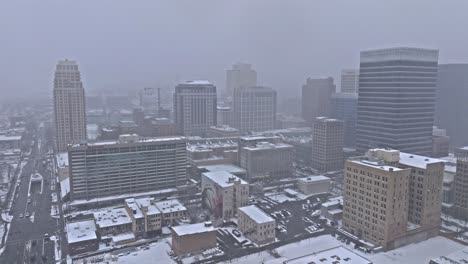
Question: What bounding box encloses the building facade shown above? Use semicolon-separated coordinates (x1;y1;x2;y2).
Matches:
297;175;331;195
53;60;87;152
331;92;358;148
356;47;439;156
171;223;217;256
201;171;249;219
342;156;410;250
311;117;344;173
239;140;293;181
435;64;468;150
174;80;217;137
226;62;257;96
238;205;276;245
340;69;359;93
301;77;336;126
232;86;277;133
454;147;468;219
69;135;187;201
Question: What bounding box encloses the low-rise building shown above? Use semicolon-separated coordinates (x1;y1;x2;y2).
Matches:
93;208;133;236
321;200;343;222
201;171;249;219
0;135;21;150
171;222;217;256
66;219;99;255
297;175;331;195
125;198;163;237
238;205;276;245
155;199;187;226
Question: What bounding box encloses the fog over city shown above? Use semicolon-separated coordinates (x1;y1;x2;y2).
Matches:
1;0;468;100
2;1;468;264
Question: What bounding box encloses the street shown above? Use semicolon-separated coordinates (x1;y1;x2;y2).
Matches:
0;121;59;264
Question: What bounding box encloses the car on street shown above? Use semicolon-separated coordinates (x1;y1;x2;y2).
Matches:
25;213;30;218
19;213;23;218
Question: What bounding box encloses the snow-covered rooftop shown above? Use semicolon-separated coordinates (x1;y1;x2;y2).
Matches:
185;80;212;85
349;159;403;172
198;164;246;175
202;171;248;188
399;152;444;169
284;246;372;264
125;198;144;219
243;141;292;151
239;205;274;224
60;177;70;199
66;219;97;244
71;136;185;147
56;152;69;168
209;125;239;132
134;197;161;216
0;135;21;141
155;199;187;214
94;207;132;228
171;222;216;236
298;175;331;183
430;247;468;264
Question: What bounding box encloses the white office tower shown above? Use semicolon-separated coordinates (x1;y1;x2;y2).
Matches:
174;80;217;137
53;59;87;152
340;69;359;93
226;63;257;96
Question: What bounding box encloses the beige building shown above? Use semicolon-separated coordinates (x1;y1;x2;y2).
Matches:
226;62;257;96
297;175;331;195
171;222;217;255
155;199;187;226
201;171;249;219
342;156;410;250
238;205;276;245
125;198;162;237
343;148;445;250
53;60;87;152
311;117;344;173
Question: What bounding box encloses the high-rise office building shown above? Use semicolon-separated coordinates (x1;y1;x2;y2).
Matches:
331;93;358;147
311;117;344;172
69;135;187;201
226;63;257;96
340;69;359;93
435;64;468;149
301;77;336;126
454;147;468;219
174;80;217;137
53;60;87;152
233;86;276;133
356;47;439;155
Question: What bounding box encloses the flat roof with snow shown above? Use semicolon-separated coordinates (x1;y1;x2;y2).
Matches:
198;164;246;175
298;175;331;183
70;136;186;148
155;199;187;214
171;223;216;236
0;135;21;141
430;246;468;264
349;159;403;172
94;207;132;228
399;152;444;169
284;246;372;264
243;142;293;151
202;171;247;188
66;219;97;244
239;205;274;224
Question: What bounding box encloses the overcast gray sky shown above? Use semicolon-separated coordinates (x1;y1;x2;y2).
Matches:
1;0;468;100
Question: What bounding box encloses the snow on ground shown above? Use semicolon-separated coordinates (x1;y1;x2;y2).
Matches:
51;205;59;218
368;236;465;264
110;238;176;264
50;235;61;262
265;192;297;203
